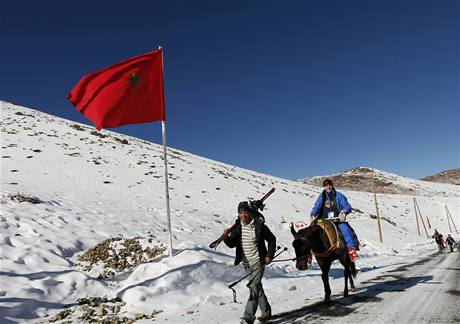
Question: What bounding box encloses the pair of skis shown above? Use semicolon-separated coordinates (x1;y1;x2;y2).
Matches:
209;188;275;249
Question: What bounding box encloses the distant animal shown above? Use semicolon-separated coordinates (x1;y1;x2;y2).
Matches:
291;220;356;303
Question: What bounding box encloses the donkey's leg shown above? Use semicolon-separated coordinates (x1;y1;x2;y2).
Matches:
349;263;356;292
348;272;356;292
320;260;332;302
340;257;356;296
340;257;350;297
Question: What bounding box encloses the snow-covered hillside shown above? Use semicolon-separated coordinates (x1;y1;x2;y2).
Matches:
1;101;459;323
297;166;459;196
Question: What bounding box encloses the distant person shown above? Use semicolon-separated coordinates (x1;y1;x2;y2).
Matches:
224;201;276;324
432;229;445;250
446;234;456;252
310;179;359;263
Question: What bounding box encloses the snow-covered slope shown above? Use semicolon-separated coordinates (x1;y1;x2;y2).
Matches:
1;101;459;323
297;166;458;196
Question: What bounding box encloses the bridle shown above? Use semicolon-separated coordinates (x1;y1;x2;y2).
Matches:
283;236;313;268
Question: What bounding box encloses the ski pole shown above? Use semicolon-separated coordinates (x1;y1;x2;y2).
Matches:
228;246;283;289
229;246;287;303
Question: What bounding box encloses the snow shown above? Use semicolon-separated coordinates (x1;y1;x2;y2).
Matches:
1;100;459;323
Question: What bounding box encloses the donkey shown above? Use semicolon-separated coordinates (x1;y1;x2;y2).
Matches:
291;221;356;303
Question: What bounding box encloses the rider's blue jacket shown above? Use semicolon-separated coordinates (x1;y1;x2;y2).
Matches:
311;190;352;217
310;189;356;249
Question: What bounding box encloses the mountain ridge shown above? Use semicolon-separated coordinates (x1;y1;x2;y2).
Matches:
297;166;458;196
420;168;460;185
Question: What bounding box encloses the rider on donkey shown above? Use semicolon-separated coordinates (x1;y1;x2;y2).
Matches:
310;179;359;263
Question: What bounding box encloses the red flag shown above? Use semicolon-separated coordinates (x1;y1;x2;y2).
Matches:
68;49;165;130
426;216;431;229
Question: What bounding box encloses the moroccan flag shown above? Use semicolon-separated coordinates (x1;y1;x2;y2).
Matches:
68;49;165;130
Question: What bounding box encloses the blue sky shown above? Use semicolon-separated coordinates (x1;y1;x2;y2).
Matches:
1;0;458;179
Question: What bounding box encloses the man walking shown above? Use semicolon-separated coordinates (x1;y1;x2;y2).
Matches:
224;201;276;324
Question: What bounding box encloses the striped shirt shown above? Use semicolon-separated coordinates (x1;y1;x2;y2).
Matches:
241;221;259;267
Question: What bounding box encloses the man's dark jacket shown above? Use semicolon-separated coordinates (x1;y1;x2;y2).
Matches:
224;214;276;266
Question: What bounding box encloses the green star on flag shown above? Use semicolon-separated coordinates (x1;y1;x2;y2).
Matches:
127;72;141;90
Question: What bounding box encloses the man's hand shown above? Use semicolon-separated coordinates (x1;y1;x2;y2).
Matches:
265;256;272;265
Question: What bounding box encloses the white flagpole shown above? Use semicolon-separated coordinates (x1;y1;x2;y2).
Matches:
162;120;173;257
159;46;173;257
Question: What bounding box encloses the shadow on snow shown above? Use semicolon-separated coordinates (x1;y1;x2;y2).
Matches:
268;274;433;323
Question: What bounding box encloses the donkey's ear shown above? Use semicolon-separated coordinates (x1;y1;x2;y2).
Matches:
290;222;297;237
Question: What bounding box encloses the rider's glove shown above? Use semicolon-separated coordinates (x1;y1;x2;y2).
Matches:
339;212;346;222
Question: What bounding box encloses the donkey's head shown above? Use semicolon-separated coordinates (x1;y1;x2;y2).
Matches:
291;225;312;271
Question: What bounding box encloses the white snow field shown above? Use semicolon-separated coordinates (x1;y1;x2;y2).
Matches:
1;101;459;323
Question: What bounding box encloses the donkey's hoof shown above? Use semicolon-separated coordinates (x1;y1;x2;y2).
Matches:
344;291;349;297
324;297;332;304
351;286;357;292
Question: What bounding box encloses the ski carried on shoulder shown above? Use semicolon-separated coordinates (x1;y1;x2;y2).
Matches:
209;188;275;249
